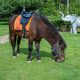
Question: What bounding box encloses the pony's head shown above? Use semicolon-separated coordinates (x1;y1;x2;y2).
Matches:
51;36;66;63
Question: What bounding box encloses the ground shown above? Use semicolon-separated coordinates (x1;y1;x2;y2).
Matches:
0;25;80;80
0;35;9;44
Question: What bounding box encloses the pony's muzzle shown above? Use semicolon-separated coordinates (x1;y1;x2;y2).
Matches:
54;54;65;63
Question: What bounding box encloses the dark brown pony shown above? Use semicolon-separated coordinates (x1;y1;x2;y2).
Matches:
9;12;66;62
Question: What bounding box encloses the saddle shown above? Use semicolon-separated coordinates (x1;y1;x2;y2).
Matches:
20;11;32;25
14;15;32;31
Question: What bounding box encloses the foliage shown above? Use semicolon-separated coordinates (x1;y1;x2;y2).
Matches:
39;0;56;16
0;0;80;32
0;0;19;18
0;0;80;25
54;20;71;32
70;0;80;15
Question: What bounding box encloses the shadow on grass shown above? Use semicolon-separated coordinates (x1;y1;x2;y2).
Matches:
20;48;52;59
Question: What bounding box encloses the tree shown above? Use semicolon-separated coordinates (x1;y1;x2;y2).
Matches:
0;0;80;21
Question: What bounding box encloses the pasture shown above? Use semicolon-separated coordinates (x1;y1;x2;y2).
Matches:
0;24;9;36
0;25;80;80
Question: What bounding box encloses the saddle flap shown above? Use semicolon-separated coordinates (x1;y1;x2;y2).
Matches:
14;15;32;31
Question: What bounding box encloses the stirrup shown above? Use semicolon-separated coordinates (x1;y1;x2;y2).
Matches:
22;33;25;39
23;35;25;38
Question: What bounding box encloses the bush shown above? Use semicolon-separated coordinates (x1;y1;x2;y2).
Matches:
53;20;71;32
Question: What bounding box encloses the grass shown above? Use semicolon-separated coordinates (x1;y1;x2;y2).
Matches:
0;25;80;80
0;24;9;36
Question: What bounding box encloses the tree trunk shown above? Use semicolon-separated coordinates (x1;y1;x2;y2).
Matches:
67;0;69;14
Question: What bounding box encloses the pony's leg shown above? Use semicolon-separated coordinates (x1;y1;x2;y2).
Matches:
10;34;17;57
51;43;65;62
16;35;22;56
27;39;33;62
35;41;41;62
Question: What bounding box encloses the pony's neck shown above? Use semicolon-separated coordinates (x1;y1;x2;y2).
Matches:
44;30;59;46
44;28;66;50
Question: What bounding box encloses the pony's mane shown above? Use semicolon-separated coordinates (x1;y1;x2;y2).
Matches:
33;13;66;49
39;14;58;34
32;12;58;33
40;14;67;49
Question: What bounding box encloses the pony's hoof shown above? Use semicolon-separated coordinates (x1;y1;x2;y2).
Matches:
13;56;16;58
17;54;20;56
27;61;31;63
56;59;61;63
55;58;64;63
37;60;41;62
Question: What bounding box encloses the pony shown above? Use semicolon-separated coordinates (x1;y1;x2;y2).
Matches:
9;12;66;62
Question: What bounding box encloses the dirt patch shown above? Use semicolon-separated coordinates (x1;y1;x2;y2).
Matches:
0;35;9;44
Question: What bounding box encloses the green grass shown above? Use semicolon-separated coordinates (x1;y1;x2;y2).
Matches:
0;25;80;80
0;24;9;36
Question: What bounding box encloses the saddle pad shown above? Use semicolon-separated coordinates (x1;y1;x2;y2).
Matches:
14;15;32;31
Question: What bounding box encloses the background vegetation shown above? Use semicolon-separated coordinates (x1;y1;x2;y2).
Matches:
0;0;80;31
0;0;80;21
